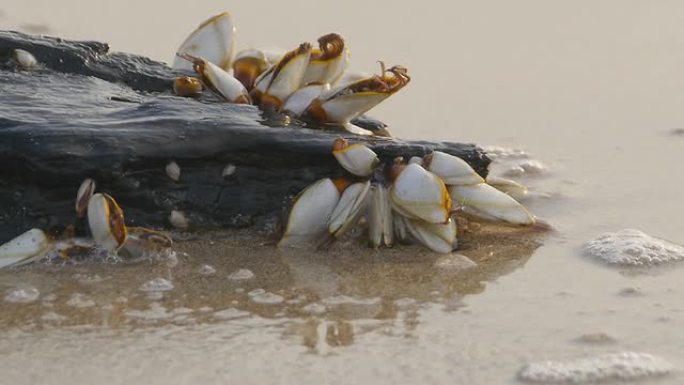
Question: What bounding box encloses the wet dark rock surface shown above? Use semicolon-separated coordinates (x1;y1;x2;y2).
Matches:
0;31;490;240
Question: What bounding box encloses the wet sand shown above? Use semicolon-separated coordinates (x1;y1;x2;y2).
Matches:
0;224;542;331
3;0;684;384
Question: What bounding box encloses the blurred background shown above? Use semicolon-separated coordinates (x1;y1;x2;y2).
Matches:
4;0;684;144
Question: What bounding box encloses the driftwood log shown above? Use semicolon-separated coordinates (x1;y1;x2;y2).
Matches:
0;31;490;240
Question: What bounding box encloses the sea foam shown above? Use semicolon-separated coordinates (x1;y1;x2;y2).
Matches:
584;229;684;266
519;352;673;383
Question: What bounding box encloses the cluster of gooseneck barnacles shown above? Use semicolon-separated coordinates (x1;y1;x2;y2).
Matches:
170;12;409;136
279;139;535;253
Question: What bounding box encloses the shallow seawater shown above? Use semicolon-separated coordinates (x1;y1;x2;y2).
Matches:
3;1;684;384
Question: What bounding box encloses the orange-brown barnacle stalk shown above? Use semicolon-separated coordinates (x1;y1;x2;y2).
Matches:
386;157;407;183
177;53;251;104
332;177;353;194
302;62;410;125
173;76;203;97
301;33;349;86
232;49;269;91
251;42;312;111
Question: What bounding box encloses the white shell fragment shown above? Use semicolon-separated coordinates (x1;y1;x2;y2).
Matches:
328;181;371;238
403;217;457;253
518;352;673;383
449;183;534;225
486;176;529;201
13;49;38;70
333;143;379;177
425;151;484;186
166;161;181;182
390;164;451;224
169;210;189;230
172;12;236;72
583;229;684;266
279;178;340;247
368;184;394;248
0;229;50;268
222;163;237;177
88;193;128;252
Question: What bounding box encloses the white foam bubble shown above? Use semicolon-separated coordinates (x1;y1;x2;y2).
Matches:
73;274;106;284
126;302;171;321
198;264;217;276
394;297;418;310
4;287;40;303
584;229;684;266
213;308;251;320
139;277;174;292
66;293;96;308
41;311;67;323
228;268;255;281
483;146;530;160
503;160;547;177
434;254;477;273
321;295;382;307
302;303;327;315
518;352;673;383
248;289;284;305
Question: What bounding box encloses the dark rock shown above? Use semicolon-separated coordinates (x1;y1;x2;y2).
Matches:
0;31;490;240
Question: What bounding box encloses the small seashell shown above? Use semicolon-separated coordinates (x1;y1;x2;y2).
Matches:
169;210;189;230
4;287;40;303
166;161;181;182
408;156;423;165
75;178;96;217
228;268;255;281
198;264;217;276
222;163;237;177
173;76;203;96
0;228;50;268
139;277;174;292
13;49;38;70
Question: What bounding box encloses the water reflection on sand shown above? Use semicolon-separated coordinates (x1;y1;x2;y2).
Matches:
0;224;541;339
